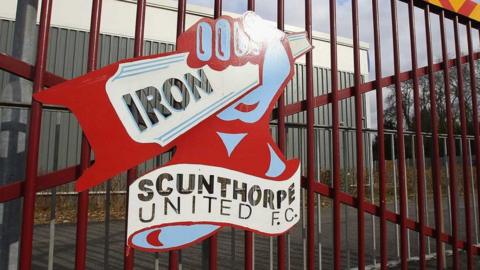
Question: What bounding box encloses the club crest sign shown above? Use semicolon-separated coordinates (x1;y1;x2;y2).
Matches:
35;12;312;252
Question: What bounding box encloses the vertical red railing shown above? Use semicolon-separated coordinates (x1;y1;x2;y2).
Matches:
453;15;474;270
424;4;445;269
18;0;53;269
390;1;409;269
176;0;186;35
440;11;459;269
167;1;187;269
244;1;255;269
407;0;427;267
214;0;222;18
247;0;254;12
467;22;480;248
440;10;459;270
276;0;287;269
124;1;147;269
304;0;316;269
328;0;341;269
244;231;253;270
371;0;387;268
75;1;102;269
351;1;365;269
208;2;221;269
123;152;138;269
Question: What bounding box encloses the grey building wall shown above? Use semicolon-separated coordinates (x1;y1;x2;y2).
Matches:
0;19;367;189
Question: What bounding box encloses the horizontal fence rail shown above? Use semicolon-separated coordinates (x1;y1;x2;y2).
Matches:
1;0;480;269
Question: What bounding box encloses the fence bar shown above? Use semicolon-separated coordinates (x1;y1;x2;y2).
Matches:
327;0;341;269
124;169;137;270
371;0;387;268
467;21;480;246
443;138;453;234
18;0;53;269
343;131;351;268
391;134;401;260
390;1;408;269
214;0;222;18
468;140;479;243
104;181;111;270
305;0;315;268
176;0;186;36
240;0;257;263
166;1;187;269
248;0;254;13
206;2;222;269
243;1;255;270
47;126;59;270
407;0;427;267
406;137;412;261
230;228;236;268
74;1;102;269
124;1;147;269
440;11;459;270
208;238;217;270
276;0;286;269
244;2;255;269
351;0;365;268
244;230;253;270
454;15;474;270
133;0;146;57
424;4;445;269
317;196;322;270
422;144;432;257
367;133;377;266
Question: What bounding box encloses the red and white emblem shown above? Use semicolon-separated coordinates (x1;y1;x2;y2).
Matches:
34;12;312;252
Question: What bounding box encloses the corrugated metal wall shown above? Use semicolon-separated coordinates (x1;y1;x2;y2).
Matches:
0;19;366;189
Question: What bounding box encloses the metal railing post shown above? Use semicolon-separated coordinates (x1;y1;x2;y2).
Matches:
18;0;53;268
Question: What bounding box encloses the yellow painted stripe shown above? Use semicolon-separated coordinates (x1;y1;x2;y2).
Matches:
470;5;480;21
426;0;480;22
428;0;443;6
449;0;467;11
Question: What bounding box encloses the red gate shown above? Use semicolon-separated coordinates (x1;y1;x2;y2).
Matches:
1;0;480;269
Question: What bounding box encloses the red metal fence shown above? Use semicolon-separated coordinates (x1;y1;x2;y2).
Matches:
1;0;480;269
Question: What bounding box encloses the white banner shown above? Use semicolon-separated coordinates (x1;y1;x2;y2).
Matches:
127;164;301;239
